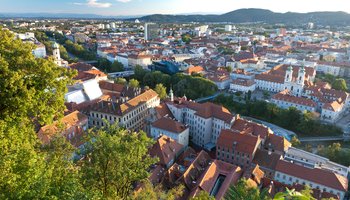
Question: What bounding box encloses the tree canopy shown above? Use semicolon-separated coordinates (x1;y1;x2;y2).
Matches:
80;123;157;199
154;83;167;100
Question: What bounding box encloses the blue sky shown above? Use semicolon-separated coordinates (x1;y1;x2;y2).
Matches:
1;0;350;16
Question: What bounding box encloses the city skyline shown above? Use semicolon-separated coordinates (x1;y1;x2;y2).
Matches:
1;0;350;16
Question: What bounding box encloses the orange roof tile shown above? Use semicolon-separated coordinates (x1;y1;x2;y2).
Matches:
152;117;188;134
275;160;348;192
149;135;184;166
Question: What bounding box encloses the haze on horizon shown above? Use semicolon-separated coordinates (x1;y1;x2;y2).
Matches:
1;0;350;16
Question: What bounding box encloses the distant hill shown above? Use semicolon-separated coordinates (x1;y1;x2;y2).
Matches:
2;9;350;26
139;8;350;25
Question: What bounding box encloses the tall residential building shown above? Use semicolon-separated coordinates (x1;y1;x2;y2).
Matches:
166;97;236;148
144;23;159;41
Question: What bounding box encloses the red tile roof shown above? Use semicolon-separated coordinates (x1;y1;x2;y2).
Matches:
189;160;243;200
231;117;271;139
37;111;88;146
275;160;348;192
217;129;261;155
149;135;184;166
152;117;188;134
273;90;317;107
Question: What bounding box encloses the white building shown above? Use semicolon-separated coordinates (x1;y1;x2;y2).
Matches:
255;64;315;96
88;89;160;131
128;54;152;69
225;25;232;32
151;117;189;147
116;53;129;68
284;147;349;177
274;160;348;200
166;97;235;148
32;43;47;58
271;90;317;112
230;79;256;93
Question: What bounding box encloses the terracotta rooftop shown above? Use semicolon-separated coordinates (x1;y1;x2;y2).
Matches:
149;135;184;166
185;66;204;74
37;111;88;146
189;160;243;200
217;129;261;155
89;89;158;116
273;90;317;107
252;149;282;170
231;116;271;139
152;117;188;134
264;133;291;153
231;78;255;87
69;62;95;71
155;103;174;119
275;160;348;192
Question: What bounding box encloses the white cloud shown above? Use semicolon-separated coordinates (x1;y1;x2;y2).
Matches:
74;0;112;8
116;0;132;3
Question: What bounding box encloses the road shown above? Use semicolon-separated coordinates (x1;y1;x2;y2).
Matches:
195;91;225;103
298;136;344;142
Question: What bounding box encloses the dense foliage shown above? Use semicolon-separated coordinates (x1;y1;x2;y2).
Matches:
0;28;159;199
133;65;218;100
317;143;350;166
225;179;270;200
213;94;343;137
80;123;157;199
316;74;348;91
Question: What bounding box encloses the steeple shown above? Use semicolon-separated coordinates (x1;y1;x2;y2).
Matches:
52;42;61;62
297;65;306;85
285;64;293;83
169;87;174;102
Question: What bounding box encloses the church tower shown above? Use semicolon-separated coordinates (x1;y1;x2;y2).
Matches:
284;65;293;83
52;42;61;62
297;65;306;86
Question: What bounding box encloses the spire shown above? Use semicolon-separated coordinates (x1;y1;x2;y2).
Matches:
169;87;174;102
183;93;187;101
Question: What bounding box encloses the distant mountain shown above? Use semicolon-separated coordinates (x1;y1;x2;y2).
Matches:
0;13;141;19
138;8;350;25
2;9;350;26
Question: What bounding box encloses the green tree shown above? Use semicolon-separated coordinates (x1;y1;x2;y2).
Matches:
191;190;215;200
133;180;184;200
111;61;124;72
129;78;140;88
80;123;157;199
0;29;75;125
332;78;348;91
247;90;252;101
225;179;270;200
291;136;301;147
273;188;311;200
115;77;128;85
134;65;148;82
154;83;167;100
97;58;112;72
0;28;82;199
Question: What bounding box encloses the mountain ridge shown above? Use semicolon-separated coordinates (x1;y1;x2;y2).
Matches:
138;8;350;25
